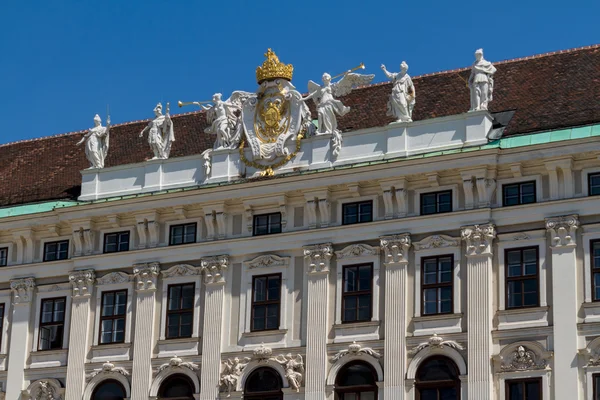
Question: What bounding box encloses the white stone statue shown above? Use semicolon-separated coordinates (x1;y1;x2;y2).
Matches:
77;114;110;168
139;103;175;159
381;62;416;122
469;49;497;112
273;354;304;392
199;92;252;150
303;70;374;156
220;357;250;396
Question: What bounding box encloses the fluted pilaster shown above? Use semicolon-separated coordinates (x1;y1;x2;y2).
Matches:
462;224;495;400
65;270;96;400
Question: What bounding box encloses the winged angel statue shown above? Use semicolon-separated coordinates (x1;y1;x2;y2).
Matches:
220;357;251;396
198;92;253;150
273;353;305;392
303;70;374;156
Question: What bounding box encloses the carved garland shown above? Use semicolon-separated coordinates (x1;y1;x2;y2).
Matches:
239;130;305;177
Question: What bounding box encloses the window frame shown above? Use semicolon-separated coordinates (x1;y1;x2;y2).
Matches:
592;240;600;302
37;296;67;351
341;200;374;226
0;303;4;351
252;212;283;236
502;180;537;207
250;273;282;332
168;222;198;246
334;361;379;400
589;172;600;197
415;356;461;400
98;289;128;345
341;263;374;323
165;283;196;340
420;190;453;215
421;255;454;316
593;373;600;400
0;247;7;267
505;377;542;400
42;240;69;262
504;246;540;309
103;231;130;254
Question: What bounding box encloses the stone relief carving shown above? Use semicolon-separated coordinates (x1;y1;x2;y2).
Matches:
413;234;459;251
201;255;229;284
461;224;496;256
381;61;416;123
304;243;333;273
86;361;130;381
512;233;530;241
161;264;200;278
303;68;374;157
331;341;382;363
272;353;304;392
220;357;251;396
97;271;132;285
335;244;379;260
411;334;465;354
246;254;290;269
500;345;548;372
468;48;496;112
201;149;212;177
139;102;175;160
157;356;199;374
22;379;63;400
380;234;411;264
133;262;160;291
10;277;35;304
69;269;96;297
545;214;579;247
252;343;273;362
76;114;110;169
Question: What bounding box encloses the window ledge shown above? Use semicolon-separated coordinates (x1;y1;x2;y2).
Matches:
333;321;380;343
157;337;199;345
90;342;131;351
497;306;549;330
30;348;68;368
31;348;68;356
91;342;132;362
333;320;380;329
413;313;462;336
582;302;600;323
242;329;287;338
157;337;200;358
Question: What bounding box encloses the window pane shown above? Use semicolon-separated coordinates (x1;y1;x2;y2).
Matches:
181;285;194;309
102;293;115;316
507;281;522;308
254;278;266;302
267;277;280;300
438;192;452;212
115;292;127;315
168;286;182;310
345;268;357;292
590;174;600;196
49;325;63;349
358;202;373;222
423;260;437;284
358;266;371;290
42;301;54;323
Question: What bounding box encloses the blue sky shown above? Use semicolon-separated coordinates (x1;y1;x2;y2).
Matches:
0;0;597;145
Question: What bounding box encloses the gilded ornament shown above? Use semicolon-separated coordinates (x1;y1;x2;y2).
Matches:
256;49;294;83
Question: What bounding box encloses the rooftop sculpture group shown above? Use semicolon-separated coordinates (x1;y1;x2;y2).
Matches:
79;49;496;172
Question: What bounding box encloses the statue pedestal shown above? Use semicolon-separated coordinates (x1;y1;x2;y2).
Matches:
309;133;333;170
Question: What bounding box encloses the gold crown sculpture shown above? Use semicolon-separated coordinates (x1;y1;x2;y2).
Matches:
256;49;294;83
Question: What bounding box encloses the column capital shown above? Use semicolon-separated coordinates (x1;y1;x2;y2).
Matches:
10;277;35;305
304;243;333;275
201;255;229;285
134;262;160;292
545;214;579;248
380;233;411;265
69;269;95;298
461;224;496;256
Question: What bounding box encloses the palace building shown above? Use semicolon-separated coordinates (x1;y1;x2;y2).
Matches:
0;44;599;400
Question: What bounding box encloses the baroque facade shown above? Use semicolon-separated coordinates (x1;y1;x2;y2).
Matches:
0;44;600;400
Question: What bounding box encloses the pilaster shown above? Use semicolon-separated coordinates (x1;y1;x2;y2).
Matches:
303;243;333;400
461;223;496;400
199;255;229;400
5;277;35;400
65;270;96;400
545;214;581;398
380;234;411;399
130;262;160;400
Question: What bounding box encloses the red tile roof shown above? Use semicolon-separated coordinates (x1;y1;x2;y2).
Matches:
1;45;599;207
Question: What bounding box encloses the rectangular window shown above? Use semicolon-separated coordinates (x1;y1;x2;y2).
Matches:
251;274;281;331
503;181;536;206
99;290;127;344
253;213;282;236
342;264;373;323
0;247;7;267
506;247;539;309
420;190;452;215
38;297;66;350
0;303;4;349
594;374;600;400
169;223;197;246
592;240;600;301
590;173;600;196
506;378;542;400
103;231;130;253
43;240;69;262
421;255;453;315
166;283;194;339
342;201;373;225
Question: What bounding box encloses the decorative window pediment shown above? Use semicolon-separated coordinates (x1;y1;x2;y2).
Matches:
413;235;460;251
494;342;551;372
335;244;379;259
97;271;132;285
161;263;200;278
244;254;290;269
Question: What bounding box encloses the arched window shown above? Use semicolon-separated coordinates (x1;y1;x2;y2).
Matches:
335;361;378;400
244;367;283;400
415;356;461;400
91;379;127;400
158;374;195;400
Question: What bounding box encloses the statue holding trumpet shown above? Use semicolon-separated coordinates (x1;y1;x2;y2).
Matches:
178;91;252;150
302;63;374;156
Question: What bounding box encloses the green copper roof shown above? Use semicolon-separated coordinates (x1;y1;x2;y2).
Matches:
1;123;598;220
